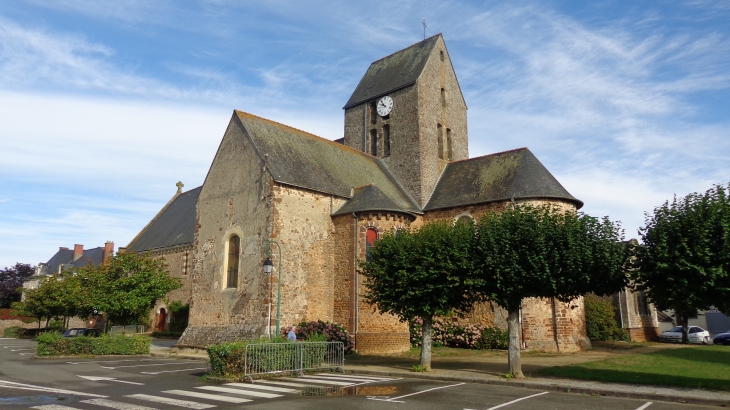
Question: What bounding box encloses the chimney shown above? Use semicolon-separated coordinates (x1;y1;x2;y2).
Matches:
103;241;114;265
73;244;83;262
59;247;69;251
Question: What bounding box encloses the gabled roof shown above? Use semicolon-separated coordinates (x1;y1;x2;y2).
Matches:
344;34;441;109
424;148;583;211
40;247;105;275
235;111;421;215
126;186;201;253
332;184;416;216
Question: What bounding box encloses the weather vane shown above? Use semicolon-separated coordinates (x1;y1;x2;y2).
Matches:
422;17;427;40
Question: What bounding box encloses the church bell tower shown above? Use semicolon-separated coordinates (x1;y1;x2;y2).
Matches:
342;34;468;208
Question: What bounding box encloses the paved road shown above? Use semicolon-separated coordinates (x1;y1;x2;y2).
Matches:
0;338;719;410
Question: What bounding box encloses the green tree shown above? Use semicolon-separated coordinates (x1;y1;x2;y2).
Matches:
634;184;730;343
82;252;182;328
472;204;627;378
360;221;476;370
15;272;81;329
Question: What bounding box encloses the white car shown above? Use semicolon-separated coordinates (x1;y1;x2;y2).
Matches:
660;326;710;344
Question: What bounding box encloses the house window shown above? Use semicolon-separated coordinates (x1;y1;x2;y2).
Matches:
369;129;378;156
383;125;391;156
365;228;378;262
227;235;240;288
437;123;444;159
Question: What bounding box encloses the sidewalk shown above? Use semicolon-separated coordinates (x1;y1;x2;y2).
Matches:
149;340;730;407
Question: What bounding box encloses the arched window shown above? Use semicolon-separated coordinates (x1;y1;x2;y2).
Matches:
437;123;444;159
366;228;378;262
446;128;453;160
455;214;473;226
441;88;446;107
369;129;378;156
227;235;240;288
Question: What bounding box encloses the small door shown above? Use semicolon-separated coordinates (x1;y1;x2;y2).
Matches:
156;308;167;332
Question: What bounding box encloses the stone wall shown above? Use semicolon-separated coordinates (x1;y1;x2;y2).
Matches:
614;289;660;342
180;115;274;347
147;245;193;330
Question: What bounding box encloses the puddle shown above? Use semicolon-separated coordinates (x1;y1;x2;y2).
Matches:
0;394;77;406
300;385;400;397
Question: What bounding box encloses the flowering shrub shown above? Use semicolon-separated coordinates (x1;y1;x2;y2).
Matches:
409;317;507;350
281;320;354;353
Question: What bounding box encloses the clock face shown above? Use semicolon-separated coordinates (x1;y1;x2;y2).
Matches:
376;96;393;117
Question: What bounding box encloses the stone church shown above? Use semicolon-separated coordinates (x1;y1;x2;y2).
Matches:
128;34;598;353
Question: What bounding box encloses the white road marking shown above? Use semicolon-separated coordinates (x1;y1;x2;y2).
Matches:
69;359;193;365
78;375;144;385
224;382;299;393
19;352;34;355
125;394;215;409
195;385;282;398
163;390;251;403
11;348;34;351
484;391;550;410
635;403;653;410
368;383;465;403
141;368;208;375
256;380;321;388
284;377;353;386
324;374;394;381
302;374;394;382
31;405;81;410
102;362;201;369
81;398;158;410
0;379;107;397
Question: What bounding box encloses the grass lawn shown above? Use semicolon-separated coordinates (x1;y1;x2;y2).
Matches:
541;345;730;391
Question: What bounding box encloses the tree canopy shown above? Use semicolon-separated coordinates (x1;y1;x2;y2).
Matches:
0;263;35;308
633;183;730;342
360;221;476;370
472;204;627;377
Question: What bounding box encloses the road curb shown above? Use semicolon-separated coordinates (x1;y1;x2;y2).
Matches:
346;368;730;408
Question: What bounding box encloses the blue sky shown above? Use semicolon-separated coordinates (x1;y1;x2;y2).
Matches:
1;1;729;268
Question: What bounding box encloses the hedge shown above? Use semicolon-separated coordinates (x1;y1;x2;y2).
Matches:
585;294;629;342
36;332;150;356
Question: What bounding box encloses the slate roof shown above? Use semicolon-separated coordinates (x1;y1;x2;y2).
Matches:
332;184;414;216
126;186;201;253
39;247;106;275
424;148;583;211
236;111;421;215
343;34;441;109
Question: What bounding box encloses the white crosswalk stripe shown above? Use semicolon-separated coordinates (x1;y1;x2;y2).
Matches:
256;379;322;388
302;374;394;382
318;373;395;381
125;394;215;409
195;385;282;398
224;382;299;393
81;398;158;410
162;390;251;403
31;405;81;410
282;377;353;386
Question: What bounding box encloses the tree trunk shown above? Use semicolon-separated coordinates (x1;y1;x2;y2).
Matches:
420;316;433;371
681;316;689;344
507;308;524;378
45;317;50;330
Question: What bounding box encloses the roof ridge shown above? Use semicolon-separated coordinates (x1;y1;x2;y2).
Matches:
369;33;442;65
447;147;528;164
235;110;381;160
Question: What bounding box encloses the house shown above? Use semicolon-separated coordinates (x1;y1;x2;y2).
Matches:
134;34;591;353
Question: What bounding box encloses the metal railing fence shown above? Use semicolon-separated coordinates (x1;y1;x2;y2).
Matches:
244;341;344;382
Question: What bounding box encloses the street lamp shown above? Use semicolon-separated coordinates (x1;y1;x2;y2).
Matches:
263;240;282;338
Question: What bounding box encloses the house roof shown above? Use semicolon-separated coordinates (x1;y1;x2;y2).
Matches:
332;184;416;216
343;34;441;109
236;111;421;215
39;247;106;275
424;148;583;210
126;186;201;253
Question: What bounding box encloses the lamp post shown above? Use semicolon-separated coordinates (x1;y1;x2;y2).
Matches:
263;240;282;337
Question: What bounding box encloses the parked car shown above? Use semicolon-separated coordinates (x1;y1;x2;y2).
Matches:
660;326;710;344
62;328;102;338
713;331;730;346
